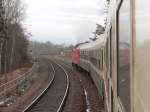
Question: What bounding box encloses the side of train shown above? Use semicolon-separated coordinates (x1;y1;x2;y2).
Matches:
72;0;150;112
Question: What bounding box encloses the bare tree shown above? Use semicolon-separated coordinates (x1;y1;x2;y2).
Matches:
0;0;28;78
3;0;26;72
4;0;25;23
0;0;7;75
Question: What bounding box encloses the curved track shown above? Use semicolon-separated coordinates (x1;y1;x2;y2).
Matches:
23;60;70;112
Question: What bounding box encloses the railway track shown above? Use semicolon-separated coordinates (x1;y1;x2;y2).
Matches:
23;60;70;112
55;59;104;112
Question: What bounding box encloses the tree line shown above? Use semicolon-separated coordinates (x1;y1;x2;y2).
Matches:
0;0;28;76
29;41;74;56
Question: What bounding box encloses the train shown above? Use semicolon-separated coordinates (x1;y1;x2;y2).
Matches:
72;0;150;112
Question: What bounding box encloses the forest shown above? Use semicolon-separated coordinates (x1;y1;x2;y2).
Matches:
29;41;74;56
0;0;29;76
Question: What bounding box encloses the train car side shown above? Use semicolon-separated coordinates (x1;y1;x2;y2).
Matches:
72;0;150;112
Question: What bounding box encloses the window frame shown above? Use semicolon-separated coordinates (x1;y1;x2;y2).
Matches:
116;0;132;111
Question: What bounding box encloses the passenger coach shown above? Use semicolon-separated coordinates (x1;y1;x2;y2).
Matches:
72;0;150;112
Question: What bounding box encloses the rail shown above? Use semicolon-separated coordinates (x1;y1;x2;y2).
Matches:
54;61;70;112
23;63;55;112
0;62;38;95
22;60;70;112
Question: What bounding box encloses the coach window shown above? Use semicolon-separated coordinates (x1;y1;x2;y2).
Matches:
101;50;103;71
110;27;112;78
111;87;114;112
117;0;131;111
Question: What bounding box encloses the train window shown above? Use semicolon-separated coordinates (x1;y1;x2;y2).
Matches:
117;0;131;111
99;60;101;70
101;50;103;71
110;27;112;78
104;34;109;75
105;39;109;70
111;88;114;112
108;79;110;102
90;57;99;69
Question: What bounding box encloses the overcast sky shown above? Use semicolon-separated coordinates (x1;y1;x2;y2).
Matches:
23;0;106;45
